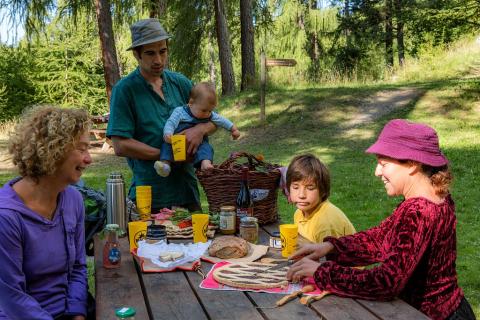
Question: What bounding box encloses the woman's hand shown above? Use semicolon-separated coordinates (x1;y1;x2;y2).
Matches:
72;315;85;320
286;257;321;282
286;242;334;282
289;242;335;262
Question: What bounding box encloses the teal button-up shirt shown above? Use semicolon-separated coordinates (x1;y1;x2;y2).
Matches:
107;68;200;209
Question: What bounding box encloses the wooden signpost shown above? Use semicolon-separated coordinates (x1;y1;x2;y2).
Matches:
260;51;297;123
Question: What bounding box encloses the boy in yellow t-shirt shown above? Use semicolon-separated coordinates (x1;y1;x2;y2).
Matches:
287;154;356;243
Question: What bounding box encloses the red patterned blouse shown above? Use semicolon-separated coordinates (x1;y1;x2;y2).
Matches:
314;196;464;320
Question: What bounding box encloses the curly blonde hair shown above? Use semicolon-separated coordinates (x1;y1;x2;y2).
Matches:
8;105;91;180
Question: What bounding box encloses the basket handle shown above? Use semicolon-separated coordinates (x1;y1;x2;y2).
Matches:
218;151;267;170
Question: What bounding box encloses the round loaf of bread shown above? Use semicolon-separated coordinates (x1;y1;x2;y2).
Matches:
208;236;249;259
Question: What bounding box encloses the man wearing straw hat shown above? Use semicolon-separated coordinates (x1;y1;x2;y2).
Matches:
107;19;215;212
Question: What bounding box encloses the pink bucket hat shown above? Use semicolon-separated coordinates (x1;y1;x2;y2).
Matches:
366;119;448;167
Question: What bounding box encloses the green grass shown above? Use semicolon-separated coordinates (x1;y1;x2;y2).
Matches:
1;40;479;318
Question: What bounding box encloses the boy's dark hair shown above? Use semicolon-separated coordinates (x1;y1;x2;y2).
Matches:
286;154;330;202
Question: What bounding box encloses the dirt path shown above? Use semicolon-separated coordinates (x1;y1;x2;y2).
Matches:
344;87;423;130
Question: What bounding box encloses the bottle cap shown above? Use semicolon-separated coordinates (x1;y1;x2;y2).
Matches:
241;216;258;223
220;205;235;212
105;224;120;231
272;231;280;237
146;224;167;240
115;307;136;318
109;172;123;179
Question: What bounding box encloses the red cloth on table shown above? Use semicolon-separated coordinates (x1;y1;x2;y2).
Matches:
314;195;463;320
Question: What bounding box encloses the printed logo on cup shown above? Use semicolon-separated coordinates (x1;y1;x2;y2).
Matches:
202;223;208;237
134;230;147;246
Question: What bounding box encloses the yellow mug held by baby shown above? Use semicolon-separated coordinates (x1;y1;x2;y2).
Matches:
171;134;186;162
279;224;298;258
128;221;148;251
192;213;209;243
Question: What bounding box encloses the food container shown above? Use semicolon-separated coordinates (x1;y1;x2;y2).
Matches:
239;216;258;244
145;224;168;244
219;205;236;235
269;231;282;250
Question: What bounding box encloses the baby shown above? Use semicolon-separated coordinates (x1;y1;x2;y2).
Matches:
154;82;240;177
287;154;356;244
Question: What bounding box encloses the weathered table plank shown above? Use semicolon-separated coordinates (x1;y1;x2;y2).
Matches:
311;295;379;320
355;298;430;320
262;222;280;236
185;261;265;320
94;236;149;320
247;291;322;320
141;270;208;320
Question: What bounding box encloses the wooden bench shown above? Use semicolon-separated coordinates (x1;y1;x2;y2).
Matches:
89;129;112;151
90;129;107;141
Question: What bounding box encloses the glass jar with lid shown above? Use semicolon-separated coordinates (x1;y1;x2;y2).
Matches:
145;224;168;244
219;205;236;235
103;224;121;269
269;231;282;250
239;216;258;244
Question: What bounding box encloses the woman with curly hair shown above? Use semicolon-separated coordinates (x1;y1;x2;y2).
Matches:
0;106;93;320
287;119;476;320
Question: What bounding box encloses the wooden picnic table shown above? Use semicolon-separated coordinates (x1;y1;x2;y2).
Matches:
94;223;430;320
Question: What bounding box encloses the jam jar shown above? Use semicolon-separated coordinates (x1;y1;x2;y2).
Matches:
219;205;236;235
239;216;258;244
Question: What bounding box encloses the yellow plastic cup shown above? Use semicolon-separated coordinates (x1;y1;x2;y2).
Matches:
128;221;148;251
136;186;152;220
136;185;152;195
279;224;298;258
171;134;186;162
192;213;209;243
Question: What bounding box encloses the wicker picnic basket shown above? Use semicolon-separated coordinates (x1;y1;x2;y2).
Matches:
196;152;281;224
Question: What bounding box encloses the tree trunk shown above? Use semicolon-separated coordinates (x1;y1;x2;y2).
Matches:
240;0;255;91
149;0;167;18
385;0;394;68
214;0;235;95
344;0;351;47
95;0;120;105
207;28;217;86
394;0;405;67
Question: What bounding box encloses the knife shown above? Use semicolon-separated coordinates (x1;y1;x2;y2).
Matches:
264;259;295;272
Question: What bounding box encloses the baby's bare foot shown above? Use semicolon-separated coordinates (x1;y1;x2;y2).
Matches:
201;161;214;170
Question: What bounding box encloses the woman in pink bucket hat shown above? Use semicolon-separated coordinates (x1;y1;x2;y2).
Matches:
287;119;475;320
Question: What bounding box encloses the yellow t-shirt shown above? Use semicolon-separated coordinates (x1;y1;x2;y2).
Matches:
293;200;356;243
